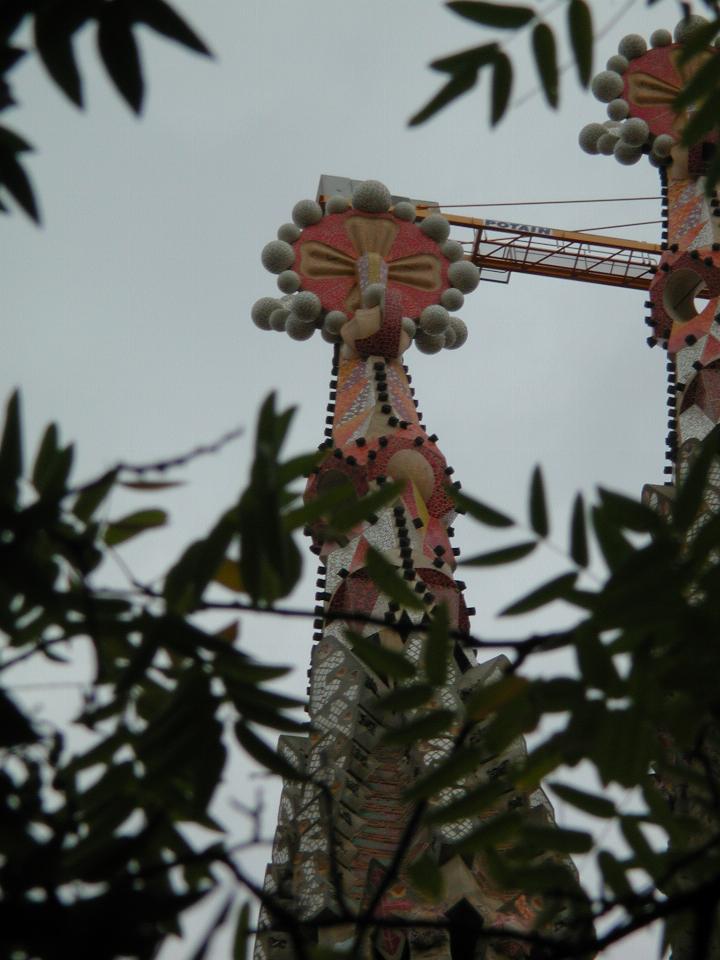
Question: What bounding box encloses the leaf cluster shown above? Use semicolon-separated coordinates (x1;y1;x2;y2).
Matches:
411;0;592;126
0;0;211;222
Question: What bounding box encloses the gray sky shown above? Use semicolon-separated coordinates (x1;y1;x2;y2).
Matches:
3;0;681;955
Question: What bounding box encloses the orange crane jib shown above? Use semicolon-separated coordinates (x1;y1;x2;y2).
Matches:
318;196;663;293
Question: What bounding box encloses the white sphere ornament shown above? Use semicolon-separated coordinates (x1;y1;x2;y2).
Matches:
324;310;348;335
597;132;619;155
443;325;457;349
653;133;675;158
441;288;464;311
446;317;468;349
262;240;295;274
277;222;301;243
401;317;417;338
674;15;709;44
579;122;607;154
352;180;392;213
621;117;650;147
321;327;341;344
269;308;289;332
419;305;450;336
618;34;647;60
650;28;672;47
420;214;451;243
292;199;323;228
362;283;386;308
614;141;642;165
326;195;350;214
607;98;629;121
414;331;445;354
286;313;315;340
448;260;480;293
252;296;281;330
441;239;464;262
592;70;624;103
606;54;629;74
277;270;301;294
393;201;416;221
293;290;322;321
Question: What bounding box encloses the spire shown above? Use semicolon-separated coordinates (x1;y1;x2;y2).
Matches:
252;180;580;959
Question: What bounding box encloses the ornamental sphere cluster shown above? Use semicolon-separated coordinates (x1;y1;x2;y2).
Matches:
251;179;479;355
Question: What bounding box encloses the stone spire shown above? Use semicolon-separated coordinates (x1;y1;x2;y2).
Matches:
252;179;571;959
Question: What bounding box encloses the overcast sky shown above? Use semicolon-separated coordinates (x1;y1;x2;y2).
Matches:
3;0;684;956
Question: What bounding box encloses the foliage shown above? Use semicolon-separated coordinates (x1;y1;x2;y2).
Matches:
0;0;211;222
411;0;720;187
5;383;720;957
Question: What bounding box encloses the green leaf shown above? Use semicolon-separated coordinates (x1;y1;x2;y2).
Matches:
598;487;660;534
328;480;404;532
674;46;720;112
680;90;719;148
423;603;451;685
34;6;84;106
73;470;117;522
591;505;634;571
677;16;720;60
0;390;22;506
375;683;434;712
464;674;529;721
365;547;425;610
234;722;304;780
232;902;250;960
455;809;522;848
598;850;634;897
549;782;616;818
500;571;576;616
520;823;593;854
490;51;512;125
569;492;588;567
97;6;143;113
674;426;720;531
0;126;33;155
532;22;558;109
277;451;323;486
165;515;235;613
347;630;416;681
447;2;535;29
0;688;39;747
213;558;245;593
104;508;167;546
567;0;593;87
31;422;59;493
452;489;514;527
120;479;184;490
463;540;535;566
382;709;455;746
431;42;500;74
620;816;662;872
409;69;478;126
405;745;488;802
0;149;40;222
427;781;507;826
408;854;445;898
127;0;211;57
